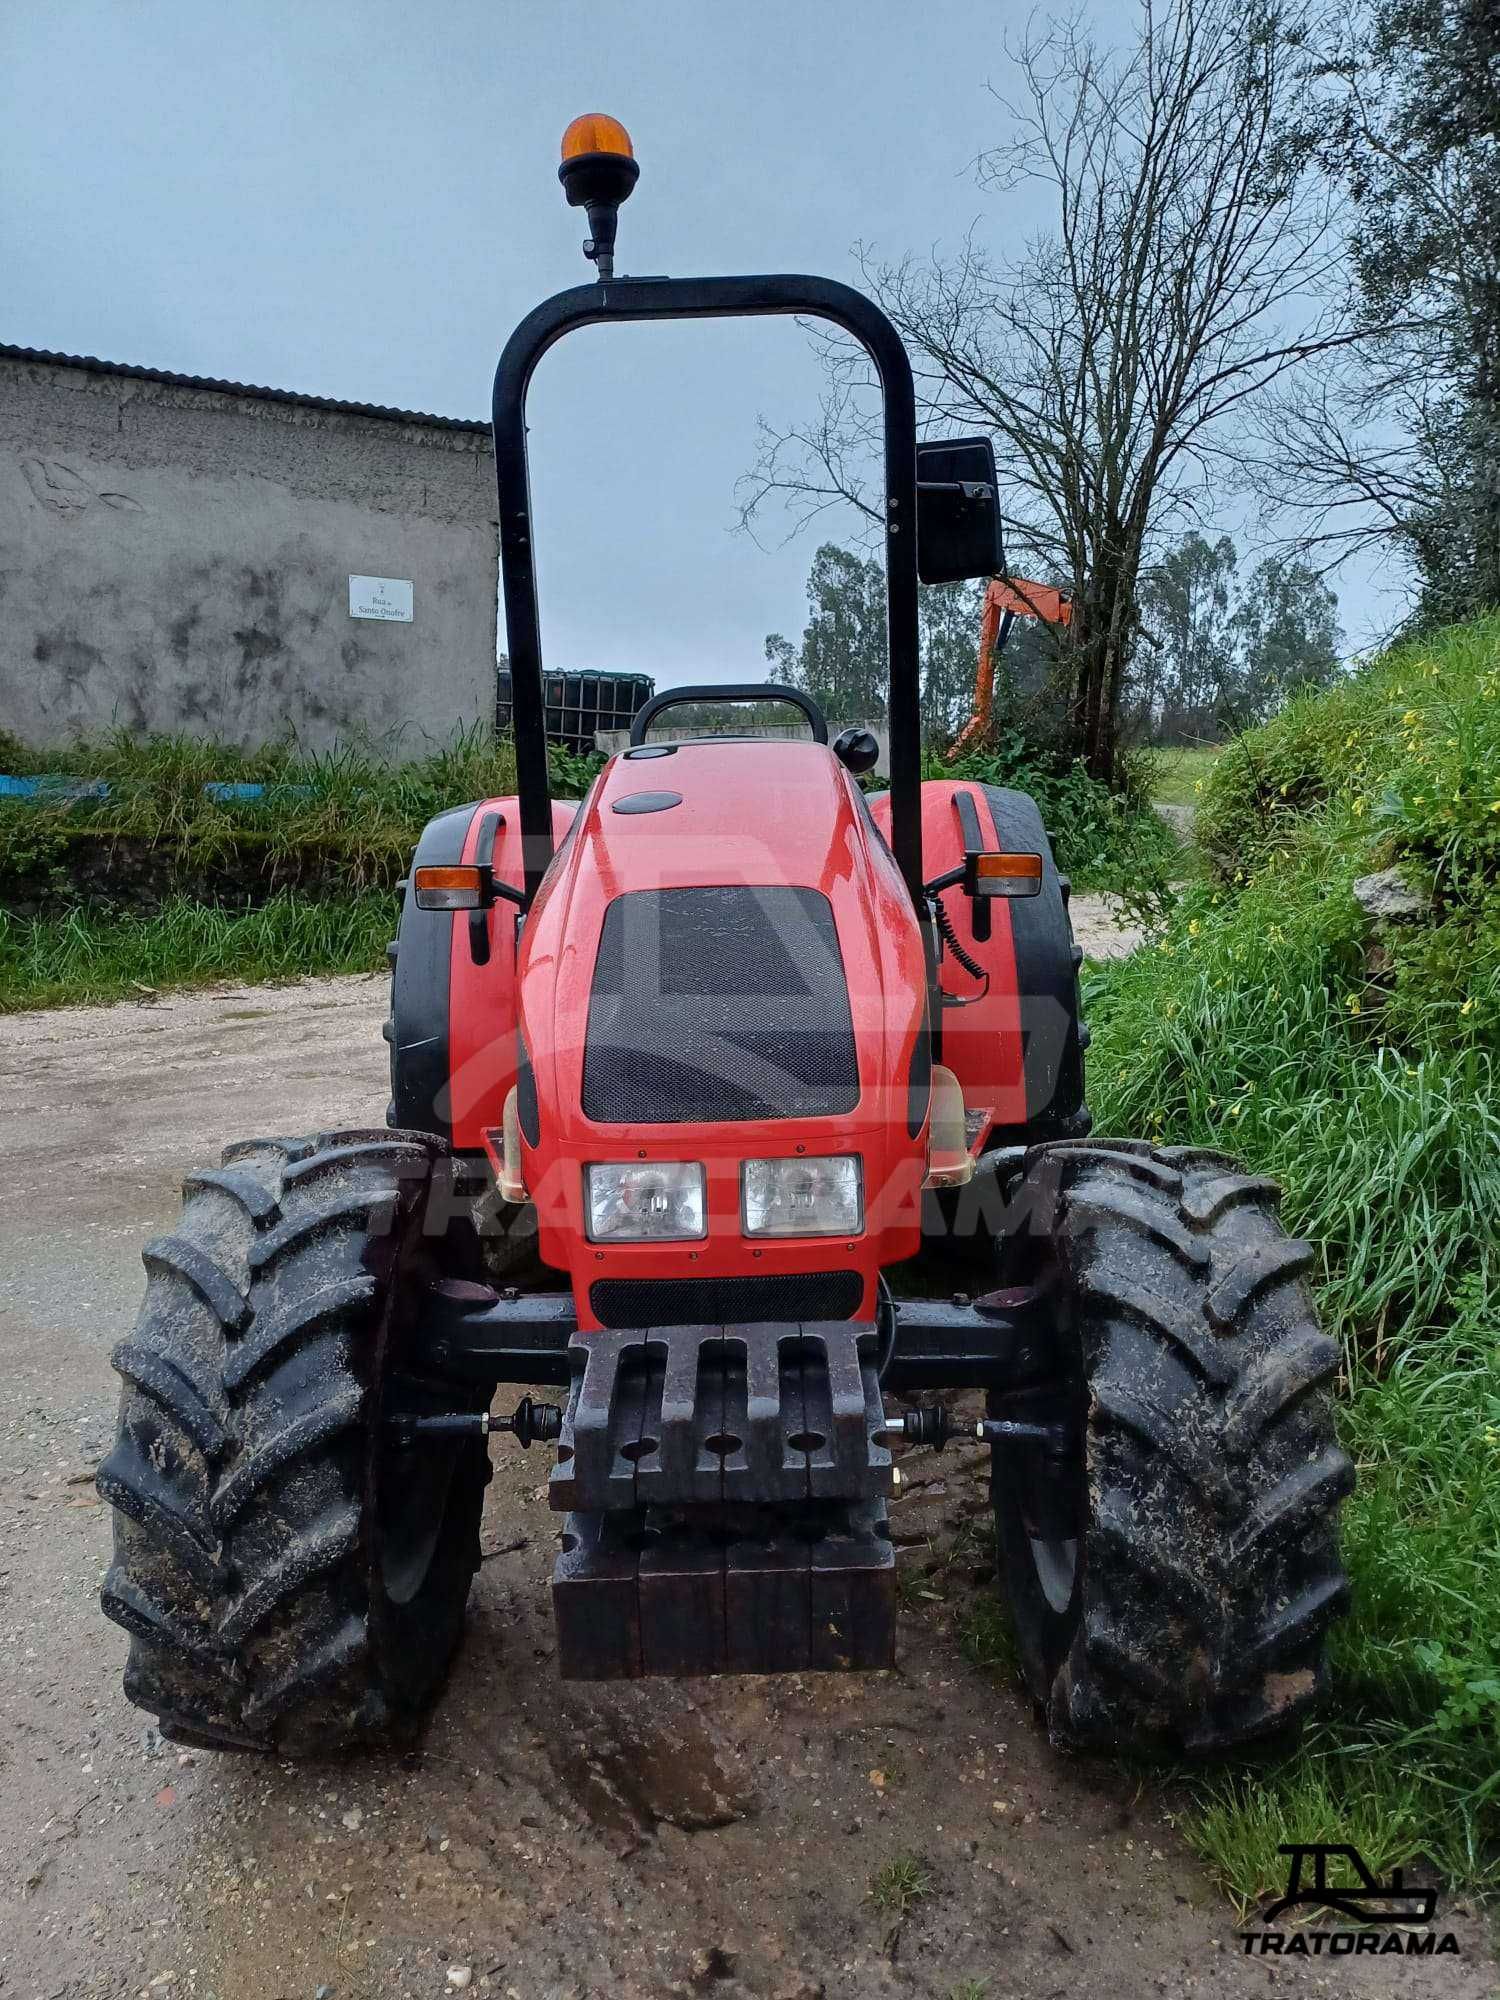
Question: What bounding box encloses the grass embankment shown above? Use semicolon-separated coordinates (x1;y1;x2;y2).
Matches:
1149;743;1220;806
0;730;604;1011
1087;616;1500;1901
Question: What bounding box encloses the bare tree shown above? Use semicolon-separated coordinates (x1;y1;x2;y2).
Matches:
740;0;1353;781
1243;0;1500;629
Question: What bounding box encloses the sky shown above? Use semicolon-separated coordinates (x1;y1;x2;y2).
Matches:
1;1;1392;694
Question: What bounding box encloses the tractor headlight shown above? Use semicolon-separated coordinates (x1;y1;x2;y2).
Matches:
742;1155;863;1237
585;1161;705;1242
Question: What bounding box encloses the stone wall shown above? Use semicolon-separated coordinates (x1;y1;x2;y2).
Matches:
0;351;497;754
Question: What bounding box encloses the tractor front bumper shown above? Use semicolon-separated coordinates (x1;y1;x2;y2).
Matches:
419;1281;1053;1680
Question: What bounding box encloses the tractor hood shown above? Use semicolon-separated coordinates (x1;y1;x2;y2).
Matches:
513;740;930;1328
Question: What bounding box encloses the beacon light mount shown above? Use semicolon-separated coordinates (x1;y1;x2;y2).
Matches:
558;113;640;282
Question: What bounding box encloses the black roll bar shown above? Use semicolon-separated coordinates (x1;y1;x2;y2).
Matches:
491;274;923;910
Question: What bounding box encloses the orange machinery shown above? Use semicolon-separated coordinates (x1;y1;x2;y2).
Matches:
949;577;1073;758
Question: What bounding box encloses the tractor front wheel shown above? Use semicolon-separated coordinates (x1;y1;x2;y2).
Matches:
991;1141;1352;1753
97;1130;489;1754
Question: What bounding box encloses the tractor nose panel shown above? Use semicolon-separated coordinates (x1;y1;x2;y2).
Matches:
514;737;930;1325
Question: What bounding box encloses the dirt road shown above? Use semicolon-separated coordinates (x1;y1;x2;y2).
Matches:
0;971;1490;2000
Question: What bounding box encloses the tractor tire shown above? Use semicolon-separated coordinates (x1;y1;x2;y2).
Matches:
991;1140;1352;1754
97;1130;490;1755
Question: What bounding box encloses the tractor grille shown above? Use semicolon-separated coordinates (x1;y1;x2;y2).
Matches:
590;1271;863;1329
582;886;860;1124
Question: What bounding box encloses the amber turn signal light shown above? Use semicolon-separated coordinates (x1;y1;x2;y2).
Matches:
966;851;1044;898
413;865;488;911
561;113;634;161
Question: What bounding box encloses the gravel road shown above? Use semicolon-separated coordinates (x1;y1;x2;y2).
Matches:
0;964;1489;2000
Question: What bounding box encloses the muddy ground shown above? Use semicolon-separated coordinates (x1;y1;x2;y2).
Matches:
0;961;1491;2000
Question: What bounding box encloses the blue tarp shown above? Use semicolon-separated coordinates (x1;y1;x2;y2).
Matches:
0;776;313;805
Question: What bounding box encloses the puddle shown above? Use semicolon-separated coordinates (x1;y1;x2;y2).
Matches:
545;1690;756;1837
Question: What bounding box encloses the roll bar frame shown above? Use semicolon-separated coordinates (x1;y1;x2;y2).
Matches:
491;274;923;910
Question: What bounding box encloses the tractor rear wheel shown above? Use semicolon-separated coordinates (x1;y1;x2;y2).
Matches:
97;1130;489;1754
991;1141;1352;1753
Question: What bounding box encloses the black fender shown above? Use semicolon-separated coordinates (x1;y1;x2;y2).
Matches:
978;786;1089;1140
385;803;484;1142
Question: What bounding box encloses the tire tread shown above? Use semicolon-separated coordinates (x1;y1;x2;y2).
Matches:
1005;1140;1351;1754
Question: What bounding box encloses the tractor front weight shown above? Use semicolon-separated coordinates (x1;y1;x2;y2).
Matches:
383;1284;1070;1682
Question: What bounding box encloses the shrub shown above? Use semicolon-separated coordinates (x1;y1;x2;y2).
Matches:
933;732;1178;911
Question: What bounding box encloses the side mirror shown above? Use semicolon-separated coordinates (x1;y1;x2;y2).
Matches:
831;726;881;775
916;436;1004;585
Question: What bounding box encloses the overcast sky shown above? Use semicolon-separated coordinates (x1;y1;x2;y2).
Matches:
2;1;1392;693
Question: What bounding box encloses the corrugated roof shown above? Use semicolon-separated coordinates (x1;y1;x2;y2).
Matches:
0;342;490;435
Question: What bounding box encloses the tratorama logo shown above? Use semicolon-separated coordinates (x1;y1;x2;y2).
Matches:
1239;1844;1460;1959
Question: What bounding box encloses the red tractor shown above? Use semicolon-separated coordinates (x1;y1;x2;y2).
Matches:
98;117;1350;1758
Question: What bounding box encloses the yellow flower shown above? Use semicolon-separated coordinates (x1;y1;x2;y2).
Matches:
1352;797;1367;816
1402;711;1419;727
1228;1102;1243;1119
1460;999;1475;1017
1489;801;1500;814
1187;919;1201;937
1346;994;1362;1016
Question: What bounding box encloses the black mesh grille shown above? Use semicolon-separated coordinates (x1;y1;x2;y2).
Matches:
590;1271;863;1329
582;886;860;1124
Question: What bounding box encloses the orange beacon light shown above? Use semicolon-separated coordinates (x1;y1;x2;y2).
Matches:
557;113;640;281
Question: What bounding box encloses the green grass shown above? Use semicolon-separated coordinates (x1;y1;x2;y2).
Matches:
1148;744;1220;806
0;891;393;1011
957;1593;1020;1676
869;1855;932;1918
0;724;534;882
0;728;609;1007
1086;615;1500;1904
